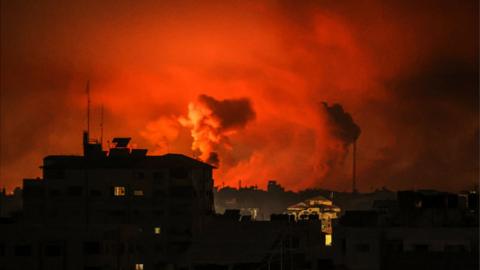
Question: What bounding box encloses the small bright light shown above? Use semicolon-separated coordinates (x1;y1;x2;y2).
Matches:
135;263;144;270
325;234;332;246
154;227;161;234
114;186;126;196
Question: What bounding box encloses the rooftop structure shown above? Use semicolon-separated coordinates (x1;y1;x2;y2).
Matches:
287;195;341;234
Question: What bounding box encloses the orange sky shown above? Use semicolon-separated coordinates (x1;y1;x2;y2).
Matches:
1;0;478;192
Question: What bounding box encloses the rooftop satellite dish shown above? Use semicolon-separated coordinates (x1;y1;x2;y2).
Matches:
112;137;131;148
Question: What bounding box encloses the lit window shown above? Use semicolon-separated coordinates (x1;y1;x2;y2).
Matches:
113;186;126;196
325;234;332;246
135;263;144;270
133;190;144;196
154;227;161;234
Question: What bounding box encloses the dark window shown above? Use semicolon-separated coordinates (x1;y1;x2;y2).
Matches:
136;244;145;254
153;190;165;197
45;244;62;256
49;189;61;197
83;241;101;255
445;245;466;252
171;242;190;253
153;171;164;180
292;237;300;249
386;239;403;252
154;244;164;252
109;210;126;216
128;243;135;254
317;259;334;269
24;186;45;198
90;189;102;197
413;244;429;252
49;209;59;218
14;245;32;256
169;208;189;216
170;186;194;198
154;262;167;270
341;239;346;254
44;168;65;179
355;243;370;252
153;210;164;216
135;171;145;179
169;167;189;179
294;254;309;268
68;186;83;196
114;243;125;255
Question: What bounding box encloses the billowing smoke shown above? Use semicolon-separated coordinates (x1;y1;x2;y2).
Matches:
1;1;477;192
179;94;255;166
321;102;361;146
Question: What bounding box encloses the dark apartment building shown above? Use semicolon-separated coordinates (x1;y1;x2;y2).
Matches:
333;190;479;270
1;132;215;270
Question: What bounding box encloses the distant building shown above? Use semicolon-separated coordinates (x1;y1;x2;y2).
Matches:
214;184;397;222
0;187;22;218
214;182;298;220
287;195;341;234
267;180;285;193
333;190;479;270
188;215;331;269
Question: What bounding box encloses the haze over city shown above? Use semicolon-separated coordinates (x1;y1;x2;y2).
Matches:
1;0;478;192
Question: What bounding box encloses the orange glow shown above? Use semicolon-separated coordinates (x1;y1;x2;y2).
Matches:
1;1;477;192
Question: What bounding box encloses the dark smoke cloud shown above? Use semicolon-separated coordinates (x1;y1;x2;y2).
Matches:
364;57;479;191
180;94;256;168
206;152;219;167
321;102;361;145
198;94;256;131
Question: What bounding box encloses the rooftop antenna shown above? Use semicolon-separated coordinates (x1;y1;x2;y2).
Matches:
100;104;104;146
86;80;91;137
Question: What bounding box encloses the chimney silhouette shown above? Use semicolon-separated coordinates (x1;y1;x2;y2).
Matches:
352;140;358;193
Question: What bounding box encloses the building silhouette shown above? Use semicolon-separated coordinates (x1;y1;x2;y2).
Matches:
0;132;478;270
2;133;216;269
333;190;479;270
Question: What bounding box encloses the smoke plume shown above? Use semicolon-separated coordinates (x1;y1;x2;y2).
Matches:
321;102;361;146
179;95;255;166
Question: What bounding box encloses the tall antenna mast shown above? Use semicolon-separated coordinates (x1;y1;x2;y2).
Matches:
86;80;91;136
100;104;104;146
